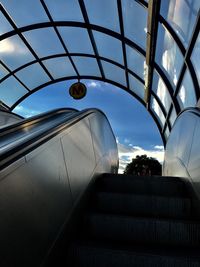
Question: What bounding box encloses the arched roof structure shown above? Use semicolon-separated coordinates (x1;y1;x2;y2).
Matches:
0;0;199;144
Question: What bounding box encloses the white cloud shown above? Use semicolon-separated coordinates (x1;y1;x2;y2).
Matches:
14;105;41;118
154;145;164;150
0;39;15;53
0;38;27;55
124;138;130;144
117;142;164;174
86;81;101;88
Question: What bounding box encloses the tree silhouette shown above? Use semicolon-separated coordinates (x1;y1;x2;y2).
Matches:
124;154;162;176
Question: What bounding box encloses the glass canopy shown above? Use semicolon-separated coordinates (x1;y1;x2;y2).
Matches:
0;0;199;145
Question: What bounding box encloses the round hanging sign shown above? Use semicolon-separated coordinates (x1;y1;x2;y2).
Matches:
69;82;87;100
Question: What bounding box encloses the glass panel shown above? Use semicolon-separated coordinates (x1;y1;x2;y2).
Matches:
16;63;50;90
72;56;101;76
169;106;177;127
155;24;184;88
177;69;197;109
0;35;35;70
122;0;147;49
0;10;13;35
152;71;172;113
128;74;144;100
0;76;27;106
151;97;166;127
0;64;9;79
164;126;170;140
126;45;145;79
191;32;200;85
160;0;200;47
93;31;123;64
84;0;120;33
43;57;76;79
102;61;126;87
23;28;65;58
59;27;94;54
1;0;49;27
44;0;84;22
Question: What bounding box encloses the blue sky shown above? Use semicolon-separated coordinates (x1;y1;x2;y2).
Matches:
13;80;164;173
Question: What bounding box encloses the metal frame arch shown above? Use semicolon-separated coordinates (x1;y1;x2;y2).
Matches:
9;75;165;144
0;53;145;85
10;75;146;111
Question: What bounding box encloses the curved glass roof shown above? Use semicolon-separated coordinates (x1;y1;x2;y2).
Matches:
0;0;199;144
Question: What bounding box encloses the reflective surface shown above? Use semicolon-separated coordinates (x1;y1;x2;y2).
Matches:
72;56;101;76
129;74;144;100
191;32;200;85
93;31;123;64
151;97;166;127
155;24;183;88
177;69;197;109
43;57;77;79
164;108;200;200
0;77;27;106
160;0;199;47
16;63;50;89
122;0;147;48
59;27;95;54
152;71;172;113
0;108;118;266
102;61;126;86
84;0;120;32
23;28;66;57
0;35;35;70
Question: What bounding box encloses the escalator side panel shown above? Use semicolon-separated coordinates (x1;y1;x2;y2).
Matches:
61;118;96;202
0;110;118;267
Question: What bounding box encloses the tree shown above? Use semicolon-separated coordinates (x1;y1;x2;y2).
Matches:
124;154;162;176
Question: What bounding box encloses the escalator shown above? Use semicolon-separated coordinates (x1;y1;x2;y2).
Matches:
0;108;118;267
1;107;200;266
65;173;200;267
0;108;78;169
49;108;200;267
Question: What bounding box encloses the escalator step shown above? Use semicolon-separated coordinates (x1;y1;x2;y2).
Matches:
67;243;200;267
87;213;200;247
94;192;192;219
96;174;187;197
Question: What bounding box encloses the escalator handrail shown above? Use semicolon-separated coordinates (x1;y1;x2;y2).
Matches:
0;108;116;171
0;108;78;135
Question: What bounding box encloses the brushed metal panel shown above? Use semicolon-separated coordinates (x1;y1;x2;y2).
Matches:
0;140;73;266
89;113;107;163
0;111;22;127
188;119;200;183
89;113;118;173
164;112;197;177
61;118;96;201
